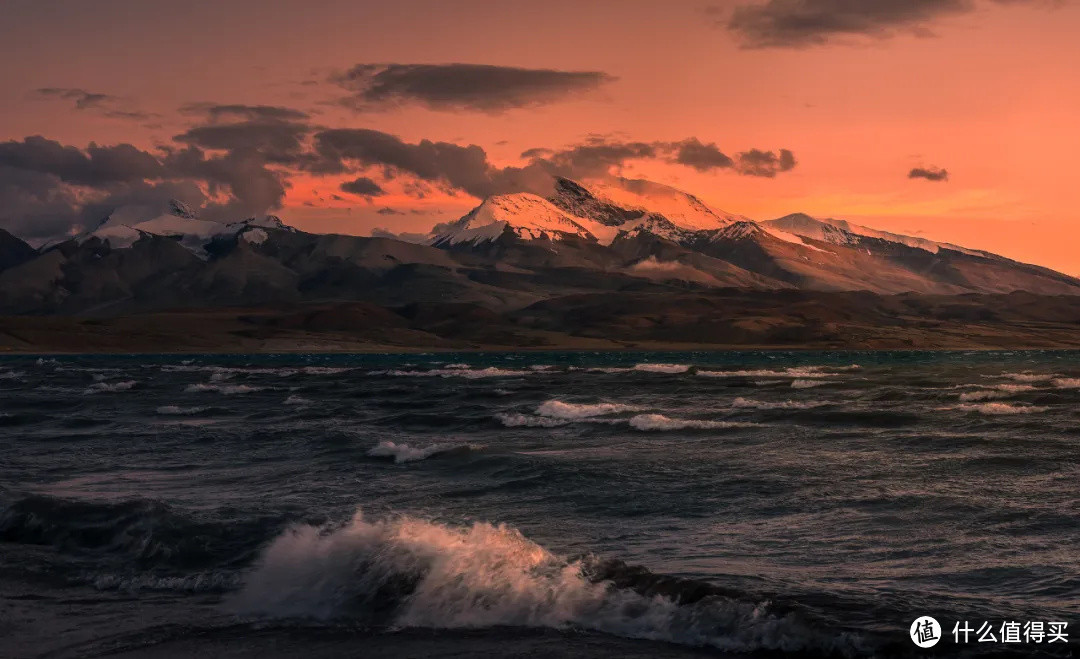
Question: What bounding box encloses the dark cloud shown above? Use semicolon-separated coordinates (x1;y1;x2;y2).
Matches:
332;63;616;113
34;87;157;121
0;136;164;186
734;148;797;177
670;138;734;171
721;0;1048;48
174;119;312;166
909;166;949;181
375;207;404;215
340;176;385;197
180;103;310;122
35;87;115;109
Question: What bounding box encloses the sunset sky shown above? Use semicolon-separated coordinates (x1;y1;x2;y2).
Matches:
3;0;1079;274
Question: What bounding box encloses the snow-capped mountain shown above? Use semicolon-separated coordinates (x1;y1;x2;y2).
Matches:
430;193;613;247
763;213;987;257
1;176;1079;318
78;200;296;258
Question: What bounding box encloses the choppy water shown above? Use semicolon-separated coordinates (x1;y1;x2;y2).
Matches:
2;351;1080;658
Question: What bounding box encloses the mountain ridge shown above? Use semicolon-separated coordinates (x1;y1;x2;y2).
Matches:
0;178;1078;318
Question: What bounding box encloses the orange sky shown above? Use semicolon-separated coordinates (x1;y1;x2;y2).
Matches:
3;0;1080;274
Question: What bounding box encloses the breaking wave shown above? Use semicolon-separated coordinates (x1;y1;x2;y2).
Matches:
382;367;529;379
942;402;1049;416
958;384;1035;402
284;395;313;405
185;383;263;395
697;365;857;379
731;397;826;410
633;363;691;374
497;413;569;428
156;405;209;415
230;511;859;654
998;372;1057;383
1052;378;1080;389
84;380;137;394
366;441;481;464
536;400;640;420
628;414;755;431
791;379;826;389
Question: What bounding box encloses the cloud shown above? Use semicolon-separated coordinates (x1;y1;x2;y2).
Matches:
909;165;949;181
721;0;1050;48
734;148;797;177
34;87;157;121
340;176;385;197
670;138;734;171
332;63;616;112
0;136;164;186
180;103;310;122
375;207;404;215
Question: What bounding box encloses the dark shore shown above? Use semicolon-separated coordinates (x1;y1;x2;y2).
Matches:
2;289;1080;353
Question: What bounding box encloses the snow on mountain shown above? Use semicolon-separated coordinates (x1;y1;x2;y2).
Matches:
582;178;746;231
78;202;296;258
430;193;616;246
764;213;987;257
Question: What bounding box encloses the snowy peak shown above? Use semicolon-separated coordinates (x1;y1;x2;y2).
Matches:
764;213;987;257
77;200;297;258
431;193;606;246
548;177;741;235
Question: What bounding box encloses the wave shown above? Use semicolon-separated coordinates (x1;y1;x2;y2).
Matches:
497;413;569;428
999;372;1058;383
731;397;826;410
628;414;755;431
381;367;529;379
632;363;691;374
284;395;313;405
230;511;857;654
156;405;209;415
84;380;137;394
0;370;25;380
958;384;1035;402
791;379;826;389
185;383;263;395
697;365;856;379
535;400;640;420
1052;378;1080;389
941;402;1049;416
0;495;275;572
366;441;481;464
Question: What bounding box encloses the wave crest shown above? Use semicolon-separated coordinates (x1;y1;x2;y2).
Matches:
230;511;856;654
366;441;480;463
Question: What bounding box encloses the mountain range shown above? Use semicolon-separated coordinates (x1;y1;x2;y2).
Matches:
1;177;1078;351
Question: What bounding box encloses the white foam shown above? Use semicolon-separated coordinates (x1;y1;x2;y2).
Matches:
697;365;854;379
942;402;1049;415
84;380;137;394
366;441;478;464
0;370;25;380
497;413;570;428
385;367;529;379
632;363;691;374
1052;378;1080;389
627;414;754;431
958;384;1035;402
536;400;640;420
731;397;826;410
155;405;208;415
790;379;826;389
285;395;313;405
231;511;843;653
999;372;1057;383
185;383;263;395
